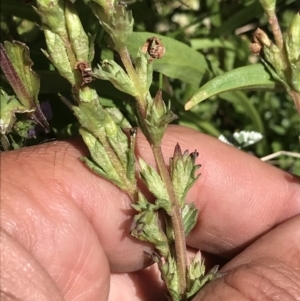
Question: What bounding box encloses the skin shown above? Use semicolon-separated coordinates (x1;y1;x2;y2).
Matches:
1;125;300;301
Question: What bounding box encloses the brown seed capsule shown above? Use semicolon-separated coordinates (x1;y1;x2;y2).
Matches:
249;41;262;55
75;61;93;85
142;37;166;61
253;28;271;47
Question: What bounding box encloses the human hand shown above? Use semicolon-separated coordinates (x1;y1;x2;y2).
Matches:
1;125;300;301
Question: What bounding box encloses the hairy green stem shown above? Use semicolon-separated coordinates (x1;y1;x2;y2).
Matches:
152;145;187;297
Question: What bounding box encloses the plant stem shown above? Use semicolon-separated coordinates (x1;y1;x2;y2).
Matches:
268;12;284;51
152;144;187;297
267;11;290;71
289;90;300;114
0;134;10;151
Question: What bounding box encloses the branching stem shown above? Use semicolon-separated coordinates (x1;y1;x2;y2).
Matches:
118;43;188;298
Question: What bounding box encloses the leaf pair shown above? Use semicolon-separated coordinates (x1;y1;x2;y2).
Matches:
73;90;136;196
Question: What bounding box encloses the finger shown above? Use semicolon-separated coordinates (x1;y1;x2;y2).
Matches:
1;144;110;301
1;228;64;301
109;265;165;301
193;215;300;300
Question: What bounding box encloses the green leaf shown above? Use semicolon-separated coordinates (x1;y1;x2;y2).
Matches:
186;252;219;299
2;41;40;108
131;194;169;257
65;1;90;62
185;64;280;110
105;107;131;129
79;127;122;187
154;252;180;301
170;144;200;206
93;60;138;97
0;89;33;135
138;157;169;201
1;41;49;131
190;38;235;51
135;48;153;94
145;91;178;145
41;30;75;85
127;32;208;87
131;191;149;212
182;203;198;236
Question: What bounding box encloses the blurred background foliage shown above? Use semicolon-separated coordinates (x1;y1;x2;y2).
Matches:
1;0;299;174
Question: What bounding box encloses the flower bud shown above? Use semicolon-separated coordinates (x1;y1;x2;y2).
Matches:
253;28;272;47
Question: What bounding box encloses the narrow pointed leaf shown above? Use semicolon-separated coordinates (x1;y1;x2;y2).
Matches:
185;64;281;110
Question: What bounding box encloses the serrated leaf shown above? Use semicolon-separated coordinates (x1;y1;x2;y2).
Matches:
185;64;281;110
93;60;137;97
186;252;219;299
131;203;169;257
127;32;208;88
79;127;122;184
42;30;75;85
131;191;149;212
138;157;169;201
73;97;106;138
170;144;200;206
75;95;132;172
157;253;180;301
